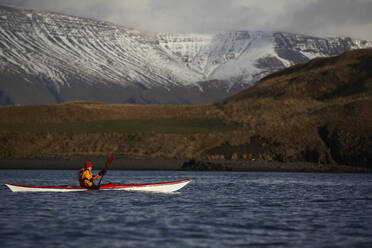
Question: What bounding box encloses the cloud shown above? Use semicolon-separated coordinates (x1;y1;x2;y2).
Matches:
1;0;371;39
283;0;372;39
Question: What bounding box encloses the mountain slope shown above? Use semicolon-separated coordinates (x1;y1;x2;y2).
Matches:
158;31;372;83
215;48;372;167
1;5;372;105
0;49;371;168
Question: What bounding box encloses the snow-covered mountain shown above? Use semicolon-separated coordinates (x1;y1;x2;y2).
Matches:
1;5;371;105
158;31;372;84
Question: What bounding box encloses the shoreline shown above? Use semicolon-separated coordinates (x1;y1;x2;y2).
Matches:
0;155;371;173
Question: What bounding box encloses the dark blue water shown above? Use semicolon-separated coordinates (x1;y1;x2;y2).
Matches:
1;170;372;248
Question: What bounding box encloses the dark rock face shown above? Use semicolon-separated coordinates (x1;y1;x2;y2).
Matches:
255;56;285;70
318;126;372;168
275;49;310;64
274;33;358;56
199;128;371;168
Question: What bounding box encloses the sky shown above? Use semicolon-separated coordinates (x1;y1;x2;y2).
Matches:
1;0;372;40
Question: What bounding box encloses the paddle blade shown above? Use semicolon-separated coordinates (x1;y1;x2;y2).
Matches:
105;156;114;167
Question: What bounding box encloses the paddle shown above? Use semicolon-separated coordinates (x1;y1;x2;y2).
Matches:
98;155;114;187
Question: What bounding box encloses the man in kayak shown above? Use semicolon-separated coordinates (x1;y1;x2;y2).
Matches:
78;162;107;189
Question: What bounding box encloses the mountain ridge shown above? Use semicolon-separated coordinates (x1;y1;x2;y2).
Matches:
1;4;372;105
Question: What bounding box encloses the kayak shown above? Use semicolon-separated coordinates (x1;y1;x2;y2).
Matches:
5;179;192;193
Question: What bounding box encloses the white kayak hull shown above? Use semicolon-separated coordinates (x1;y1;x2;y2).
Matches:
5;179;192;193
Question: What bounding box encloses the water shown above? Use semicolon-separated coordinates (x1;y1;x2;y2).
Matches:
1;170;372;248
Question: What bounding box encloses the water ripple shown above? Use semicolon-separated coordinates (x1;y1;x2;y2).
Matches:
1;170;372;247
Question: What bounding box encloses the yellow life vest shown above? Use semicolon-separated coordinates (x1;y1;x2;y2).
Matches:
78;168;99;188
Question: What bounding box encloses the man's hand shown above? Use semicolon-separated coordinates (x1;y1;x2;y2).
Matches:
98;169;107;176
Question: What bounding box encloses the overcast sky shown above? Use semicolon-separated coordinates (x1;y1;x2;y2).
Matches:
1;0;372;40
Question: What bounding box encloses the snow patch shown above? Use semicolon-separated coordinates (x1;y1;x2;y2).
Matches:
0;6;371;94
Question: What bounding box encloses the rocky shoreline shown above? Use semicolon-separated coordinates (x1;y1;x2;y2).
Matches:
0;155;371;173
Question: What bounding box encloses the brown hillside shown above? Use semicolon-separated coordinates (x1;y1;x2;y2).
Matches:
0;49;371;168
214;48;372;167
225;48;372;101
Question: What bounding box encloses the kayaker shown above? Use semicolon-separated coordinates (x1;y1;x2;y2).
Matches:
78;162;107;189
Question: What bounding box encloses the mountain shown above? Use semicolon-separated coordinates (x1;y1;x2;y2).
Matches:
215;48;372;167
1;5;372;105
0;48;371;168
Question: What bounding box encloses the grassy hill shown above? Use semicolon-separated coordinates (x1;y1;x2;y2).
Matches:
216;48;372;167
0;49;371;168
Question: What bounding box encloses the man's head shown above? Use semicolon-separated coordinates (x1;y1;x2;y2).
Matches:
85;162;93;170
